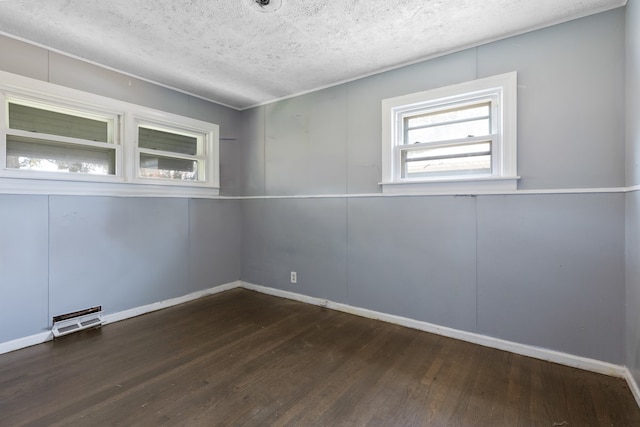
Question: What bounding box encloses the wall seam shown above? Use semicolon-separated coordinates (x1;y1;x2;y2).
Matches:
187;198;192;293
262;105;267;197
46;195;51;326
345;84;350;304
475;47;479;79
474;196;479;332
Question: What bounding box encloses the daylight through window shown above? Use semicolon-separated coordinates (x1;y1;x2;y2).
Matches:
381;72;518;193
0;70;220;196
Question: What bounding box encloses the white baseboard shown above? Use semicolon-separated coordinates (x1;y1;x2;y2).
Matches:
103;281;241;325
0;331;52;355
625;368;640;409
1;279;635;398
240;281;627;379
0;281;242;355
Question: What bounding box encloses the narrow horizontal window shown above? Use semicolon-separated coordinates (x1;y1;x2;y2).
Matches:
7;135;115;175
401;141;491;178
3;97;119;179
8;102;111;143
135;122;209;184
405;102;491;144
0;69;221;196
139;153;198;181
138;127;198;155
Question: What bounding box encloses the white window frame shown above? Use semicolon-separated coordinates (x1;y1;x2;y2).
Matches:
1;93;123;183
381;72;519;194
0;70;220;197
128;113;219;189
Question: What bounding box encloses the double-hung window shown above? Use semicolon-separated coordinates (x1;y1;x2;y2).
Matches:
0;70;220;196
4;98;120;178
134;119;215;186
381;72;518;193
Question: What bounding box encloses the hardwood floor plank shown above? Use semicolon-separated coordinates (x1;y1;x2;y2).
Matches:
1;289;639;426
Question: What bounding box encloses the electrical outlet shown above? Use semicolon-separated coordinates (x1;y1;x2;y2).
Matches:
290;271;297;284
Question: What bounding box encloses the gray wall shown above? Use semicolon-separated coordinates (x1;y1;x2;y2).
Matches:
0;7;632;369
626;0;640;385
0;36;242;343
240;9;627;364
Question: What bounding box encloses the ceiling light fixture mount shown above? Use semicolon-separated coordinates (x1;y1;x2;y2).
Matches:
250;0;282;13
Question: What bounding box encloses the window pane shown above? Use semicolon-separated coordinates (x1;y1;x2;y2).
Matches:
406;103;490;129
8;103;110;143
139;127;198;155
403;142;491;178
139;153;198;181
405;155;491;177
406;142;491;160
6;135;115;175
407;118;490;144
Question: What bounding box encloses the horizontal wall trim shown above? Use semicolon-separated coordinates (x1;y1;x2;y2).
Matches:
229;186;627;200
0;179;636;199
240;282;627;379
0;179;221;198
628;184;640;193
0;281;240;356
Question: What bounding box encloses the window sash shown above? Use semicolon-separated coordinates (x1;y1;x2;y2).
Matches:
391;93;502;182
397;136;495;180
381;72;517;193
6;135;116;176
138;125;200;156
139;153;200;182
0;70;221;195
8;102;112;144
135;120;208;183
401;98;496;143
6;98;117;143
2;97;121;178
404;102;491;132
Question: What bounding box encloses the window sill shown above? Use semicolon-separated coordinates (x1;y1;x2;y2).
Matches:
0;176;220;198
380;176;520;195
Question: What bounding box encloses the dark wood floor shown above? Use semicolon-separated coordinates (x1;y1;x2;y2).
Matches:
1;289;638;426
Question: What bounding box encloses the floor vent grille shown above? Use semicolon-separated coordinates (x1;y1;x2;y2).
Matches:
52;306;103;338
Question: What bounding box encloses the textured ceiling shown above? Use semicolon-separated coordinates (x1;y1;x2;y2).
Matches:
0;0;627;109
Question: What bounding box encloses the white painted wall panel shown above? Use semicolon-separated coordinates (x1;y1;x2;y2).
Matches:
477;194;625;363
261;198;348;303
239;107;266;196
189;199;242;291
478;9;625;190
48;196;190;316
264;86;348;195
347;196;478;331
625;0;640;387
0;36;48;82
0;195;49;342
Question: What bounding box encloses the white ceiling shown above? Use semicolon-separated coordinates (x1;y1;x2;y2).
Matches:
0;0;627;110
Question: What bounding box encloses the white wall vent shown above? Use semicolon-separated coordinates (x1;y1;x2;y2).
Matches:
52;306;104;338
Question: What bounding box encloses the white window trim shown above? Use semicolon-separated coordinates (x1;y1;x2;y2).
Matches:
0;70;220;197
129;113;219;189
3;95;123;179
381;72;519;194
